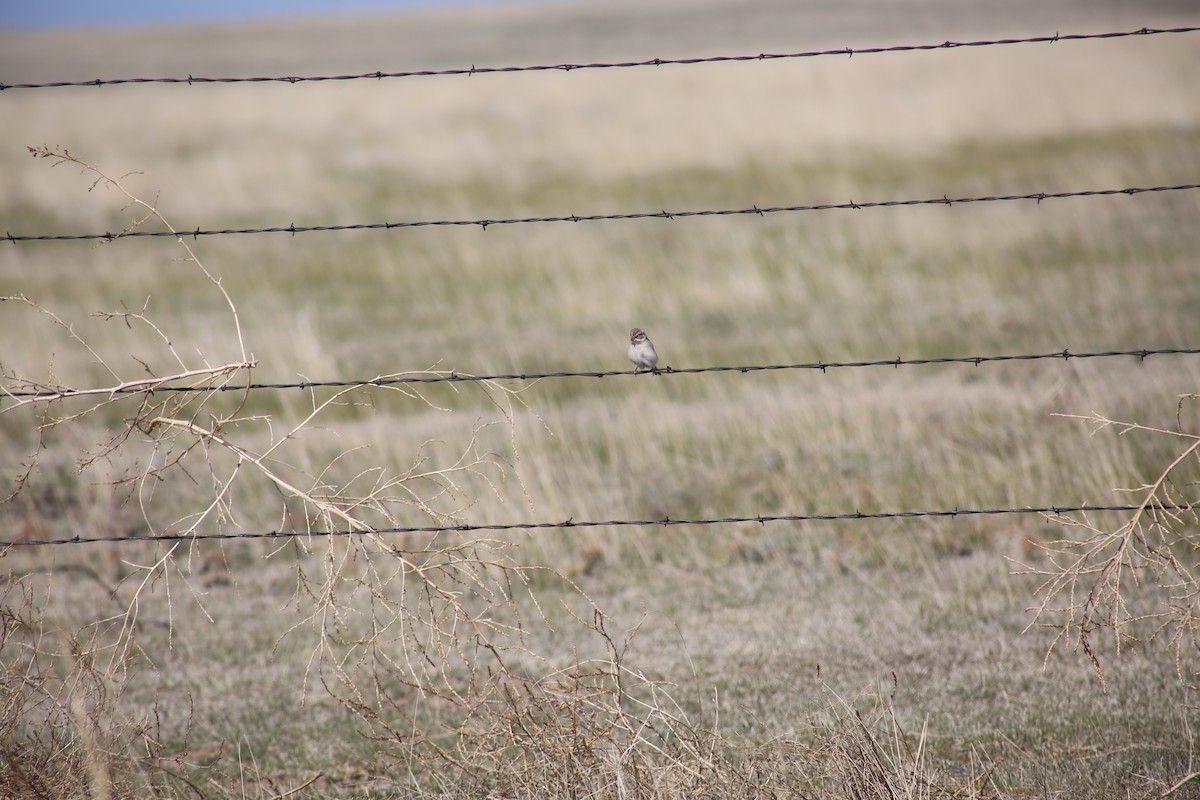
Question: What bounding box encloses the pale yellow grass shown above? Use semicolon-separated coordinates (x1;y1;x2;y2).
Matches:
3;2;1200;797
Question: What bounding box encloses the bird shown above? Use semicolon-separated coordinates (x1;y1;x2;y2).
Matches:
628;327;659;373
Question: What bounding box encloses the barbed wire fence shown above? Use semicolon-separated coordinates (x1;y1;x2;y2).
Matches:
2;346;1197;401
1;25;1195;91
2;25;1199;790
2;27;1197;562
6;182;1199;243
6;341;1198;551
4;501;1197;549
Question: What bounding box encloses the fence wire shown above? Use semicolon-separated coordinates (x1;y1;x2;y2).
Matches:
4;347;1197;402
4;25;1197;554
4;501;1193;548
6;183;1200;244
1;26;1196;92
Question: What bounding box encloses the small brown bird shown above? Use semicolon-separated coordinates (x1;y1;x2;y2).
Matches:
627;328;659;372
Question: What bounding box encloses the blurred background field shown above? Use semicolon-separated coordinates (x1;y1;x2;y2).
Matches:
2;1;1200;797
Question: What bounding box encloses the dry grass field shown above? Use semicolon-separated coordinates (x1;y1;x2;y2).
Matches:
3;1;1200;797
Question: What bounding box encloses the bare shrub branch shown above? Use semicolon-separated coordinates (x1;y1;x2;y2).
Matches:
1016;401;1200;688
2;148;739;798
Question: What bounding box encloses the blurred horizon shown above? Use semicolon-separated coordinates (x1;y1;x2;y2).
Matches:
0;0;546;30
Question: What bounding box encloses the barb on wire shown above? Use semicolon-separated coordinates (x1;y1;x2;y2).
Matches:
4;501;1196;548
3;347;1197;402
5;183;1200;243
0;26;1196;92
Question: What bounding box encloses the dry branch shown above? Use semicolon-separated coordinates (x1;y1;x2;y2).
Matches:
1017;403;1200;688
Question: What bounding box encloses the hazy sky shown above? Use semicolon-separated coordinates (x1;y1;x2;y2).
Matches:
0;0;517;29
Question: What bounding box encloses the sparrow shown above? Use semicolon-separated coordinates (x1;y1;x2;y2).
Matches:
628;327;659;373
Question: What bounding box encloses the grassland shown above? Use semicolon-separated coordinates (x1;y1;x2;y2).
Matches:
2;1;1200;797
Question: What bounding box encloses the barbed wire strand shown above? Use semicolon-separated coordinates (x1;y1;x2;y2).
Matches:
4;501;1194;548
1;26;1196;92
6;183;1199;244
4;347;1198;402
